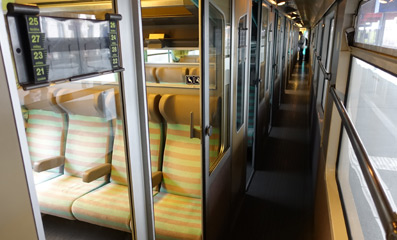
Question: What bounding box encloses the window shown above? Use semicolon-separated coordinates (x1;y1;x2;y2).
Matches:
236;15;248;131
259;5;269;101
338;57;397;239
355;0;397;53
321;18;335;110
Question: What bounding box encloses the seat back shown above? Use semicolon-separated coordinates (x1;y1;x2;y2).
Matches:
55;88;113;178
109;93;164;185
24;87;67;173
158;94;220;199
26;109;66;165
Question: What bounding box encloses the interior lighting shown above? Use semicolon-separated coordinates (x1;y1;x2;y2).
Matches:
269;0;277;5
277;1;286;6
292;16;296;19
380;0;387;3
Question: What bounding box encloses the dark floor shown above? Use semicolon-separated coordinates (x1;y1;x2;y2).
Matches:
231;61;313;240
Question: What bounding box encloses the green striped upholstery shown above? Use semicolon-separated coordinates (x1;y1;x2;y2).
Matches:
72;183;131;232
111;120;162;185
209;127;220;171
26;109;66;183
64;114;112;178
149;121;163;172
70;118;163;231
36;114;112;219
27;109;65;163
160;123;201;199
154;192;201;240
110;120;128;185
247;85;256;147
33;171;61;185
36;175;105;220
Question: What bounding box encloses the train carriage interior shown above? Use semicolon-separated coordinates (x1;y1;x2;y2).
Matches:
1;0;397;239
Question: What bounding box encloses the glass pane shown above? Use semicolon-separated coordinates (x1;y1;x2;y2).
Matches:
236;15;248;131
141;1;205;238
22;78;134;238
259;5;269;101
338;130;385;240
208;0;232;172
355;0;397;50
338;57;397;239
321;18;335;110
14;2;134;239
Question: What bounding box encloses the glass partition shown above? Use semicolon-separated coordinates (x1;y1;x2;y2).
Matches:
338;57;397;239
11;1;136;239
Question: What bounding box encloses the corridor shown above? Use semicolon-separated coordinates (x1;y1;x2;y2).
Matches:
231;62;313;240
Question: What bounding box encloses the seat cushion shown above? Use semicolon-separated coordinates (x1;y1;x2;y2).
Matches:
33;171;61;185
72;183;131;232
154;192;201;240
36;175;105;220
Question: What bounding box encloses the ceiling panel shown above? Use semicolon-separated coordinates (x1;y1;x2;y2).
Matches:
293;0;335;26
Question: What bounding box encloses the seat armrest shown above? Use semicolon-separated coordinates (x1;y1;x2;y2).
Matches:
152;171;163;187
83;163;111;183
33;156;65;172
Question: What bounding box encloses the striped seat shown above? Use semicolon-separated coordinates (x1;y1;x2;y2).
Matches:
154;94;221;240
72;120;131;231
72;94;164;232
26;109;66;184
36;114;112;220
154;192;201;240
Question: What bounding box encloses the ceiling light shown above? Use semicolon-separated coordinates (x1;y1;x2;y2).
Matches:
379;0;387;3
269;0;277;5
277;1;286;6
292;16;296;19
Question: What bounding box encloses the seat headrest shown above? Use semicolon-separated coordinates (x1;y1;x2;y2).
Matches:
113;92;162;123
145;67;158;83
21;87;61;112
159;94;220;126
156;67;188;83
55;88;113;118
147;94;162;123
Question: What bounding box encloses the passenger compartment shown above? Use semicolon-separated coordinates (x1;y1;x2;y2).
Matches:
35;88;113;220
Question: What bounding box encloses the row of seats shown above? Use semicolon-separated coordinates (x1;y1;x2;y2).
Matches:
25;88;220;239
146;66;199;84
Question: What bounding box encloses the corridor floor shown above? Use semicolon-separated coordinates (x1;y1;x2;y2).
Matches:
231;61;313;240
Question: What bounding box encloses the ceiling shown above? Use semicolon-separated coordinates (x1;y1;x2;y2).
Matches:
292;0;336;27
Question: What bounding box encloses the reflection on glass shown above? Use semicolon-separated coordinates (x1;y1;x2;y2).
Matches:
338;131;385;240
338;57;397;239
208;2;231;172
236;15;248;131
321;18;335;110
355;0;397;50
259;5;269;100
21;75;133;239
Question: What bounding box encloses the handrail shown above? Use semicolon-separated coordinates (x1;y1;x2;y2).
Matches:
315;51;331;80
330;86;397;240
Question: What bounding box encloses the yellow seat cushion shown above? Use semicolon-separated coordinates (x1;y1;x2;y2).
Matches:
36;175;105;220
72;183;131;232
154;192;202;240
